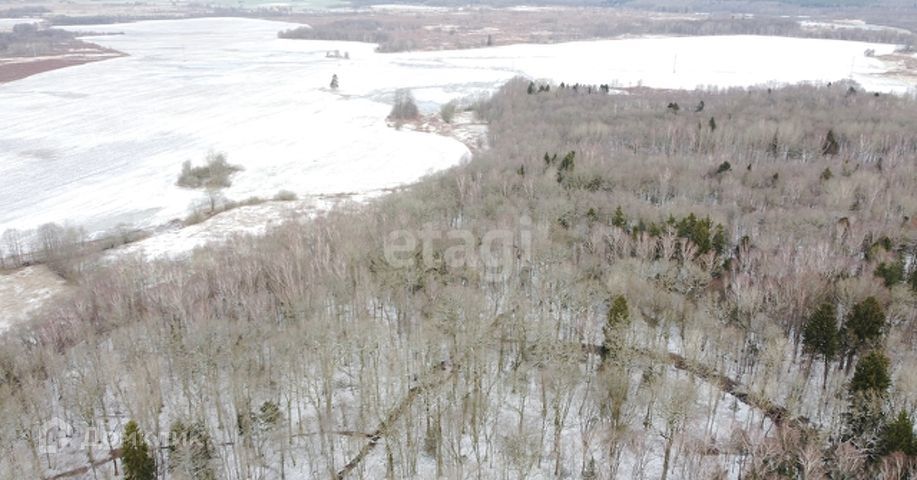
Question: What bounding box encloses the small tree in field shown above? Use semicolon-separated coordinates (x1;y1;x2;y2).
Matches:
440;101;457;123
122;420;155;480
176;152;241;190
802;302;839;388
330;74;339;90
389;89;419;121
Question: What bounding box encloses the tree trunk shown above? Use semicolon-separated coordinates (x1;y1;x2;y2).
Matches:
660;432;674;480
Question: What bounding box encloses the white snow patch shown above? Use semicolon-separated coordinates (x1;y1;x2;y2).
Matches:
109;200;310;258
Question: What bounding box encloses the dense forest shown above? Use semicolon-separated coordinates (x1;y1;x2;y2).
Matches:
1;79;915;479
278;13;916;53
0;23;80;57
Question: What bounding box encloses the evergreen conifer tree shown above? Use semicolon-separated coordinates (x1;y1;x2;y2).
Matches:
842;297;886;370
850;350;891;396
822;129;839;155
802;302;839;388
603;295;630;360
879;410;916;456
611;207;627;229
122;420;155;480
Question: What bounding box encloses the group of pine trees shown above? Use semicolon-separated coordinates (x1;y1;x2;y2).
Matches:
527;81;613;95
119;418;222;480
606;206;727;257
801;296;917;461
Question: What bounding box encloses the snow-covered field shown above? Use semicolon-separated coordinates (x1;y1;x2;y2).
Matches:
0;17;911;244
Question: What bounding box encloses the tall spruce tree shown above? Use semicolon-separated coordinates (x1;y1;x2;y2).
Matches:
603;295;629;360
802;302;839;388
879;410;917;456
842;296;886;371
844;350;892;451
122;420;155;480
850;350;891;397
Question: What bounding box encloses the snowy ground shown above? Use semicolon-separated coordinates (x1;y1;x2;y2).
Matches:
0;265;69;332
0;17;911;245
0;18;477;240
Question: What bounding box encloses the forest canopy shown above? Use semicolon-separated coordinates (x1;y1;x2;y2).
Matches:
1;79;915;479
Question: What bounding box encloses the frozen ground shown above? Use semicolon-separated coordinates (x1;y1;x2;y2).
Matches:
0;265;69;332
0;17;911;244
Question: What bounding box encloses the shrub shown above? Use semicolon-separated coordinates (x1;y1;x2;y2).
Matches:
176;152;242;189
440;101;457;123
273;190;298;201
875;260;905;288
389;89;419;121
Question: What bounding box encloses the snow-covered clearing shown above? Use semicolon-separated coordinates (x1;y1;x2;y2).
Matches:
0;18;473;239
0;264;69;331
110;199;313;259
0;17;911;247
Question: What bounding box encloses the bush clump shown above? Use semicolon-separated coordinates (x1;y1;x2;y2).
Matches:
177;152;242;189
389;89;419;121
440;101;457;123
273;190;298;201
